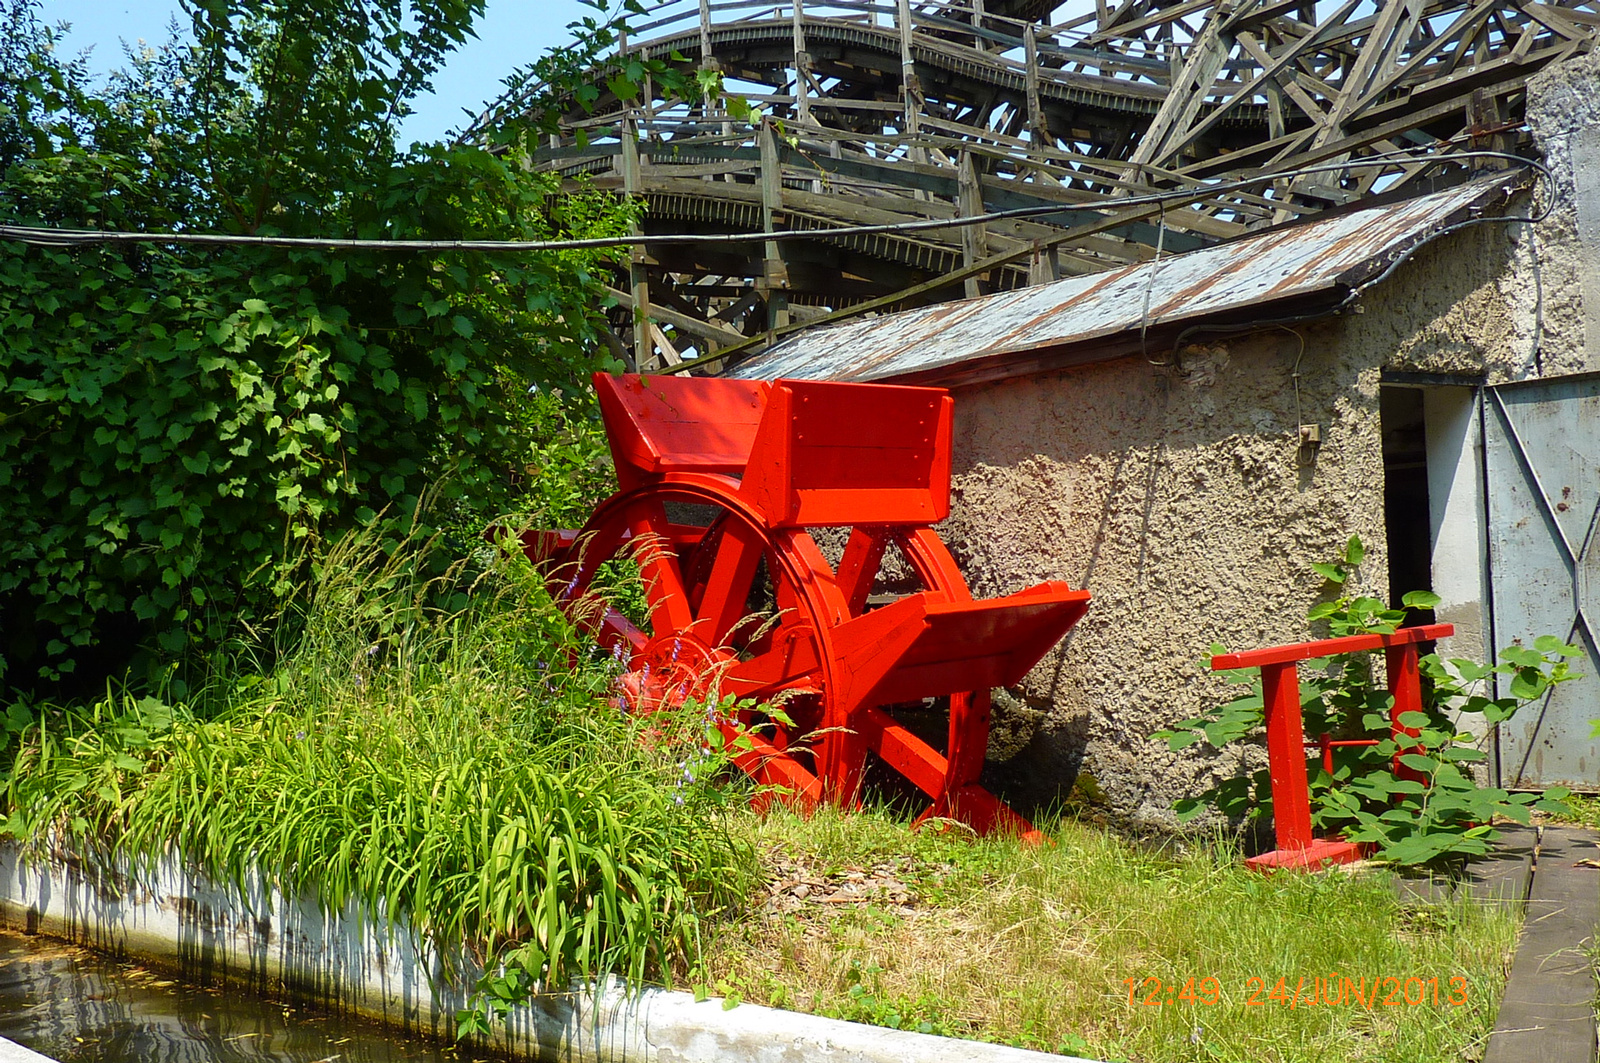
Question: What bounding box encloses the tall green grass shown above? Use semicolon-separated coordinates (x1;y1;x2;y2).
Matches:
0;526;755;1029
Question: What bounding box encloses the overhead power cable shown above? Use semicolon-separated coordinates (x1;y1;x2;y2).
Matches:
0;150;1549;253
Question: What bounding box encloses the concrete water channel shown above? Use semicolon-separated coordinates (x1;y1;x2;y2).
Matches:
3;828;1595;1063
0;842;1083;1063
0;928;488;1063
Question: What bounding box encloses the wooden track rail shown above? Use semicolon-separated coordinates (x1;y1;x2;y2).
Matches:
467;0;1597;371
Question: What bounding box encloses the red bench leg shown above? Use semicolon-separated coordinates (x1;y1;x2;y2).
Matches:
1245;662;1365;872
1386;643;1427;784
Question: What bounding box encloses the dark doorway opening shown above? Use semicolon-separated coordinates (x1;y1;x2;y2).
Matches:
1380;386;1435;615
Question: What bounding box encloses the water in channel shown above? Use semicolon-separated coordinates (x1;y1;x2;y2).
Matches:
0;928;499;1063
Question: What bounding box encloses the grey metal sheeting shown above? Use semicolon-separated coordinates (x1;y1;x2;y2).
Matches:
729;176;1518;385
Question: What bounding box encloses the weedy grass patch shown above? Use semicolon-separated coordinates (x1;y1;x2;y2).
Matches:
701;806;1520;1063
1549;793;1600;831
0;527;758;1033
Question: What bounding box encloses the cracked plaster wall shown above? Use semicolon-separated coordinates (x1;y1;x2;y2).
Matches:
938;51;1600;826
1526;46;1600;366
943;326;1387;825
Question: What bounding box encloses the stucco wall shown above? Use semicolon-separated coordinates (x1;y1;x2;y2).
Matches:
1526;46;1600;368
940;326;1390;822
1352;34;1597;385
935;50;1599;824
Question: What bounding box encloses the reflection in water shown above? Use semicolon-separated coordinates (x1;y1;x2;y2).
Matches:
0;929;498;1063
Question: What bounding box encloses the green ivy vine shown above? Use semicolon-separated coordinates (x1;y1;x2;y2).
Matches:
0;0;683;694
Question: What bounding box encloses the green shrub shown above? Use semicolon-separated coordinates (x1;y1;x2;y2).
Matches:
493;386;618;533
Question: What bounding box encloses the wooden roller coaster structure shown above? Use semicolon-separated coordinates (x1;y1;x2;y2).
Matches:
470;0;1597;372
518;373;1091;839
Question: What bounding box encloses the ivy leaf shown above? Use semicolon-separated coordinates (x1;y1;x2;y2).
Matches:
1153;730;1201;752
1310;563;1346;584
1380;835;1451;864
1534;635;1582;656
1508;667;1547;701
607;73;640;101
1500;645;1543;668
1343;535;1365;566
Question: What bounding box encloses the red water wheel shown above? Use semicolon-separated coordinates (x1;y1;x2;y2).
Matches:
522;373;1091;840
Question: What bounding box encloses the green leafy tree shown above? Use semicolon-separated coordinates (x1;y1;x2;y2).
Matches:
470;0;714;149
0;0;641;695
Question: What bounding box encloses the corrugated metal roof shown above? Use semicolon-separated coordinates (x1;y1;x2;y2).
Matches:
729;176;1519;385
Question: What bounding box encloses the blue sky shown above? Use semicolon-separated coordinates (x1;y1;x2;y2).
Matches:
36;0;599;144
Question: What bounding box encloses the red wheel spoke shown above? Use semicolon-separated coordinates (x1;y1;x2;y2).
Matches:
598;608;648;656
724;626;823;700
944;689;991;791
835;528;887;616
895;526;970;602
722;720;824;811
560;525;628;605
859;705;947;799
690;518;765;647
625;499;695;635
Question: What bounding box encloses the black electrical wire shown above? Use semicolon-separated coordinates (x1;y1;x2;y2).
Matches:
1156;153;1557;367
0;149;1551;254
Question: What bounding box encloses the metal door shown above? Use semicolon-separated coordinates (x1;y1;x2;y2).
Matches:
1483;373;1600;789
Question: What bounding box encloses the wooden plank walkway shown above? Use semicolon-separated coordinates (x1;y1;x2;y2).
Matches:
1479;826;1600;1063
1393;824;1538;909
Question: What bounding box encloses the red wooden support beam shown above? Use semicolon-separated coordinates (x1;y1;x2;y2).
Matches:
1251;662;1364;870
1210;623;1454;669
1387;642;1427;784
1260;662;1315;853
1319;735;1381;775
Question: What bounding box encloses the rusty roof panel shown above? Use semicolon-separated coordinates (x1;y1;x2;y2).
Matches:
729;177;1516;384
